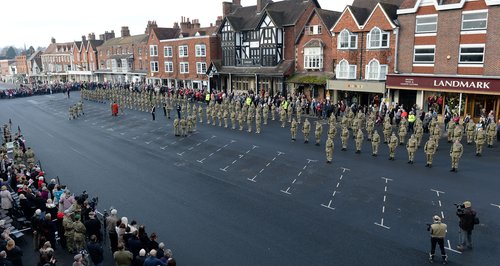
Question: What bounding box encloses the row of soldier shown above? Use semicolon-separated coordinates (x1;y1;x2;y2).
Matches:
68;101;84;120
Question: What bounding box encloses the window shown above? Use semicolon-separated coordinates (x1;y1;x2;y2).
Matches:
138;48;142;55
164;61;173;72
338;29;357;49
179;46;188;57
304;47;323;69
164;46;172;57
150;61;159;72
459;45;484;64
462;11;488;31
196;62;207;74
195;44;206;57
150;45;158;56
305;25;322;35
336;60;356;79
367;27;389;49
365;59;388;80
413;46;435;64
416;15;438;33
180;62;189;73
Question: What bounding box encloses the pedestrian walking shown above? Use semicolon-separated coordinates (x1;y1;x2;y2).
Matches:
428;215;448;264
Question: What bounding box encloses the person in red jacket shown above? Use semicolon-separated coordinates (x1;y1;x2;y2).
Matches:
112;101;119;116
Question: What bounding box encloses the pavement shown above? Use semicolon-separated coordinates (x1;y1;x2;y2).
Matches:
0;92;499;265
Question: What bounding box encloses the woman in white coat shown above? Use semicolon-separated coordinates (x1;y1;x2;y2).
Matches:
0;185;14;213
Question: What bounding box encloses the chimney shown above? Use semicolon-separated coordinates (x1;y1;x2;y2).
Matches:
51;37;56;44
145;20;158;35
121;26;130;37
82;35;87;42
173;22;180;29
257;0;269;13
180;17;192;31
223;2;232;16
99;34;105;40
193;19;200;29
88;33;96;41
110;30;115;39
216;16;223;26
233;0;241;5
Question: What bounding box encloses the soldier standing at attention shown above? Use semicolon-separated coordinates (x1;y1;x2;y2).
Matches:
280;107;287;128
432;123;442;150
255;111;262;134
466;118;476;144
406;134;417;164
366;118;374;141
424;136;437;167
287;103;293;123
383;121;392;144
230;110;237;130
224;108;229;128
475;127;485;156
355;129;364;154
388;132;398;161
325;137;334;164
414;123;424;148
303;118;311;143
315;121;323;146
247;107;254;133
450;139;463;172
198;105;203;123
271;104;277;121
486;120;497;147
263;103;269;125
453;123;463;142
351;117;360;139
238;111;244;131
328;122;337;140
398;123;407;145
296;102;302;124
290;118;297;141
341;126;349;151
447;120;456;143
371;130;380;157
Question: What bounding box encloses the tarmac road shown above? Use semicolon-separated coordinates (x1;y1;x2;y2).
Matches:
1;92;499;265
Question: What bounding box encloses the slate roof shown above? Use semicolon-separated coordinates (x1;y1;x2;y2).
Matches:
27;50;42;61
350;0;406;25
317;9;342;30
152;28;180;41
100;34;149;48
88;40;104;51
225;0;320;31
43;42;73;55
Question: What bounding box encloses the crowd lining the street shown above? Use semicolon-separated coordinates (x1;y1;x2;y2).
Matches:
1;122;177;265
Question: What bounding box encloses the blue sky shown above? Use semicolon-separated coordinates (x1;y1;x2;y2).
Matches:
0;0;353;48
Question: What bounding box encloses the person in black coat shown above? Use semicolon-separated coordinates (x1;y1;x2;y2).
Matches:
5;240;23;266
84;212;102;242
87;235;104;266
127;231;142;259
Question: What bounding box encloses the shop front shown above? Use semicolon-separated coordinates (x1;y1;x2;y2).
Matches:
386;74;500;122
327;80;386;107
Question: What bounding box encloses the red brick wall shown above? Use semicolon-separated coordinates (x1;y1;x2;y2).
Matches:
397;14;416;74
434;9;461;74
295;11;335;73
484;6;500;75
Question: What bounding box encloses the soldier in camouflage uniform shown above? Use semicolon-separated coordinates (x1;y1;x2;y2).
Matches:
465;119;476;144
453;123;463;142
247;107;254;133
255;111;262;134
446;120;455;143
280;107;287;128
340;126;349;151
263;103;269;125
271;104;277;121
315;121;323;146
325;137;334;164
388;132;398;161
290;118;297;141
371;130;381;156
296;103;302;124
424;136;437;167
355;129;364;154
475;127;485;156
303;118;311;143
383;121;392;144
449;139;463;172
486;121;497;147
406;134;417;164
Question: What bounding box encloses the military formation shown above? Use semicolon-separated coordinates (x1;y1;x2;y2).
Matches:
68;101;84;120
80;88;497;172
1;124;37;168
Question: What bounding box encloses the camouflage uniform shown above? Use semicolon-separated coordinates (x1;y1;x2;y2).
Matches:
424;137;437;167
406;135;417;164
302;119;311;143
371;130;380;156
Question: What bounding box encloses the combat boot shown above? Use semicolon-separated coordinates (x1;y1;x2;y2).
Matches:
429;253;434;263
442;255;448;264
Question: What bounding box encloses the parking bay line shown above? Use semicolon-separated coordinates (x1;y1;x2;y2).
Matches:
247;151;285;182
280;159;317;195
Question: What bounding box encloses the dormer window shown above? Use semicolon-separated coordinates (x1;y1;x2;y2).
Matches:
367;27;389;49
305;25;322;35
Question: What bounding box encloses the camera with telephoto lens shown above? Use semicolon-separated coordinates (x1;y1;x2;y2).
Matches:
454;203;465;215
426;223;432;231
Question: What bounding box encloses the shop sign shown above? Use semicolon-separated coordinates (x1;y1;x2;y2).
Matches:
386;75;500;94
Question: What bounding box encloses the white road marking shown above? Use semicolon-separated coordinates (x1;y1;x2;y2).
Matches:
160;146;168;150
438;200;442;207
383;195;386;202
209;153;214;157
196;143;201;146
259;169;265;174
336;183;340;188
220;166;229;172
382;206;385;213
47;133;55;138
232;160;237;164
491;203;500;209
197;158;206;163
374;219;390;230
188;147;194;150
292;179;297;184
217;148;222;152
177;152;185;156
298;172;302;177
280;187;292;195
431;189;445;197
321;200;335;210
266;163;270;167
445;240;462;254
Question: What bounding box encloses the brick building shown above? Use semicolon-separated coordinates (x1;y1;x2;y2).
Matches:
386;0;500;120
328;0;405;106
40;38;73;83
287;8;341;100
208;0;319;96
69;33;104;81
147;18;220;90
95;24;150;83
27;50;43;82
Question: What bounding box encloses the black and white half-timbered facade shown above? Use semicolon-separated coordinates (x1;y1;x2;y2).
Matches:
208;0;320;96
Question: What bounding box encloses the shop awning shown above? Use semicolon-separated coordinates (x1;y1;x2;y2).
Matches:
287;73;332;85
